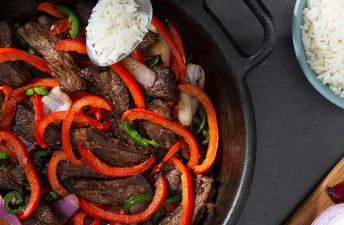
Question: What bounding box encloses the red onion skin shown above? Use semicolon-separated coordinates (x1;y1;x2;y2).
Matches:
53;194;79;219
327;181;344;204
0;195;22;225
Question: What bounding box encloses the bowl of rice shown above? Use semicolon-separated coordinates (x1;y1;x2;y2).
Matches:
293;0;344;108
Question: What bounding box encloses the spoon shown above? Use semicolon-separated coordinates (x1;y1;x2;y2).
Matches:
86;0;153;67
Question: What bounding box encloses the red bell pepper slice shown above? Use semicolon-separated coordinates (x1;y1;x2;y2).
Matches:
167;21;186;63
37;2;65;18
151;17;186;83
0;48;52;74
91;219;101;225
36;111;107;148
111;63;145;109
0;131;40;219
47;151;70;197
62;96;112;165
73;212;87;225
169;157;193;225
78;143;155;177
50;19;71;37
71;90;102;121
55;39;87;54
14;78;59;95
151;140;186;174
178;84;219;174
122;108;199;169
0;86;17;130
80;176;167;223
32;95;44;144
131;49;145;64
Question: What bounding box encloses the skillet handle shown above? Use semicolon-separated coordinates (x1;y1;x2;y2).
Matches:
204;0;275;75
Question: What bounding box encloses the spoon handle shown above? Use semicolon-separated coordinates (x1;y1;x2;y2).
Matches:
286;157;344;225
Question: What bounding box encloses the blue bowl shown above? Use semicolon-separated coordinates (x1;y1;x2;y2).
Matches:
292;0;344;108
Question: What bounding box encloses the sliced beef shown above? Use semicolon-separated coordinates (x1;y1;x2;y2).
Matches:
26;201;67;225
159;175;215;225
13;98;60;147
90;69;130;115
17;16;86;93
63;175;152;206
142;99;177;150
0;20;31;88
0;163;27;193
75;0;94;26
141;67;178;101
137;31;159;52
72;128;151;167
57;161;107;181
162;165;181;193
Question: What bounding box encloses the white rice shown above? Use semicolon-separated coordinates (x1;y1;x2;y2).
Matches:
86;0;149;66
301;0;344;97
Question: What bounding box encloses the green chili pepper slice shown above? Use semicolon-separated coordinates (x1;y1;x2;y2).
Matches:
44;191;59;202
196;107;206;135
0;152;9;160
147;55;161;68
3;191;23;214
202;129;209;145
33;149;50;158
57;5;80;39
25;87;49;96
123;193;153;214
28;47;36;55
121;121;159;149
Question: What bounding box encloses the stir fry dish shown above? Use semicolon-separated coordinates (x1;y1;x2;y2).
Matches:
0;1;219;225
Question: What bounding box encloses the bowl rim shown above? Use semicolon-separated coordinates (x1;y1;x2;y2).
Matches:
292;0;344;109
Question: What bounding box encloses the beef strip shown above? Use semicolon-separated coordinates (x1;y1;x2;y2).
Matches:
159;175;215;225
142;99;177;150
13;98;60;147
0;20;31;88
17;16;86;93
0;163;27;193
63;175;152;206
72;128;151;167
90;69;130;115
75;0;94;27
57;161;107;181
25;201;67;225
141;67;178;101
137;31;159;52
162;165;181;193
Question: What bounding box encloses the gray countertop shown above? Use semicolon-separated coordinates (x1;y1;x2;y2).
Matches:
209;0;344;224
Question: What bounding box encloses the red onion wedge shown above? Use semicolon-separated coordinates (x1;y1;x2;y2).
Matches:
53;194;79;219
121;56;157;88
312;203;344;225
42;86;72;114
0;195;22;225
178;64;206;126
19;136;35;152
327;181;344;204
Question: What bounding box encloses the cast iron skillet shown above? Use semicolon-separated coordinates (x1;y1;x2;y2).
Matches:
0;0;275;224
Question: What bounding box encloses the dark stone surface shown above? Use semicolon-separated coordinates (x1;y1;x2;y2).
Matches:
210;0;344;224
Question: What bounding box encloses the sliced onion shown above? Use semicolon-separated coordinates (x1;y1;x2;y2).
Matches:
53;194;79;219
0;195;22;225
148;23;157;33
327;182;344;204
178;64;206;126
121;56;157;87
19;136;35;152
42;86;72;114
160;37;171;66
312;204;344;225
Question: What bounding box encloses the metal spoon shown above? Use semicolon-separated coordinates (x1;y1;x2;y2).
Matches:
86;0;153;67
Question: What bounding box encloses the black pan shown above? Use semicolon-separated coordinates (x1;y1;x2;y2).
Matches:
0;0;275;224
